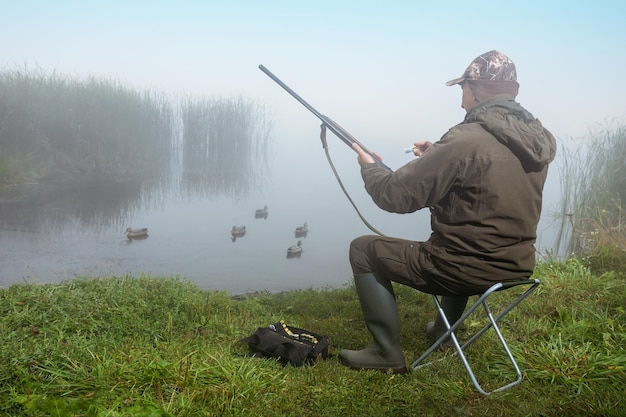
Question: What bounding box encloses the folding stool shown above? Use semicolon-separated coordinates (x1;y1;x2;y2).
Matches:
410;279;540;395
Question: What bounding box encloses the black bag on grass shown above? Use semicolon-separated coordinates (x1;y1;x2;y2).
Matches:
239;320;331;367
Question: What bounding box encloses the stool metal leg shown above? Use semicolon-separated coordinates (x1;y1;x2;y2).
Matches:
410;279;540;395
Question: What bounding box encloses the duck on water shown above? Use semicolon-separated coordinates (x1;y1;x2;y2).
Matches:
124;227;148;239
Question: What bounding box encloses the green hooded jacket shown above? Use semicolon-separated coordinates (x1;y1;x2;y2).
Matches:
360;95;557;292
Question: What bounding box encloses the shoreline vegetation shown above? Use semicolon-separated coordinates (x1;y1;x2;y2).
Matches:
1;68;625;415
1;66;624;255
0;66;270;198
0;257;625;416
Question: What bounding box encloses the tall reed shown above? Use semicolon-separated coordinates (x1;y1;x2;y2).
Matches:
0;67;273;232
180;96;271;198
0;67;175;184
554;121;626;258
0;67;271;198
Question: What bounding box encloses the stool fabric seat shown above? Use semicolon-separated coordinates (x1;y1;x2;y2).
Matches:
410;279;540;395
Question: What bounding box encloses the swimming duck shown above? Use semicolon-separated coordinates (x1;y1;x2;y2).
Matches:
287;240;303;255
295;222;308;236
124;227;148;239
255;205;269;218
231;225;246;236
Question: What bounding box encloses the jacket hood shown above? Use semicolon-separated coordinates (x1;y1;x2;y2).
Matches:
465;96;557;171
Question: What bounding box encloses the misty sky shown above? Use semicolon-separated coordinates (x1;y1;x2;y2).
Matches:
2;0;625;148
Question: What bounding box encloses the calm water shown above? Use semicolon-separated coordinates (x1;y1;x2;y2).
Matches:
0;133;560;294
0;132;424;294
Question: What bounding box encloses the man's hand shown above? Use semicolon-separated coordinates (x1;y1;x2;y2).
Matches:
353;143;382;167
412;141;433;157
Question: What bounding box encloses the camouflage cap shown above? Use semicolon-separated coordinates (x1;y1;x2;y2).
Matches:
446;50;517;86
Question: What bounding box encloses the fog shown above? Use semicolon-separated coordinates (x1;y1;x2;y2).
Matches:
0;104;563;293
2;1;621;291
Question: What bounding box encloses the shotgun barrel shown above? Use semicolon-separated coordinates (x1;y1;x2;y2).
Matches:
259;64;392;172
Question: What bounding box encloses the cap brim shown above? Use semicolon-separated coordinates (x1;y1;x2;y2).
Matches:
445;77;465;87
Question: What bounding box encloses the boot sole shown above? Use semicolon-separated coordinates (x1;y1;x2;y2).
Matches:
338;357;407;374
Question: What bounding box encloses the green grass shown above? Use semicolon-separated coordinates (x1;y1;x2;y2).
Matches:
1;258;625;416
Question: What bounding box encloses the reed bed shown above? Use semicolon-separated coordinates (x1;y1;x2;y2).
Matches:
0;67;271;200
552;122;626;260
0;67;174;184
180;96;270;198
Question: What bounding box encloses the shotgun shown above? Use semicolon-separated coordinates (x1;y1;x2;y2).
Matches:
259;64;393;172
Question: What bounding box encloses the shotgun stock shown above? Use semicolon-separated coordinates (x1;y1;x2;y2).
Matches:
259;64;392;172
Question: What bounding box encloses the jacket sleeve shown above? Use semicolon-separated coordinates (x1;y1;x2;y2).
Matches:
360;135;461;214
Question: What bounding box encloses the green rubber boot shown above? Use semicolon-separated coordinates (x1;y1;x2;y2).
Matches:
338;273;406;374
425;295;469;348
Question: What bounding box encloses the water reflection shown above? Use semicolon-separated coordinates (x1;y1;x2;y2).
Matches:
0;97;271;236
179;97;270;200
124;235;148;245
0;176;150;234
0;95;294;292
0;141;433;293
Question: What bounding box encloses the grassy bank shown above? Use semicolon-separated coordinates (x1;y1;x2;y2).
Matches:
1;258;625;417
